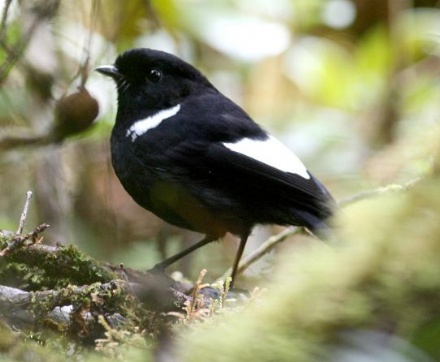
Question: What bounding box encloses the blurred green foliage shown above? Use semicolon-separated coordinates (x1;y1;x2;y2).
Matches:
0;0;440;360
176;153;440;361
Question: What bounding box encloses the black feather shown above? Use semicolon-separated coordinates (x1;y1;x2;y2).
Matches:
96;48;336;285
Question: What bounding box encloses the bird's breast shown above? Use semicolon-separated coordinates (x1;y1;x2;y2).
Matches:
110;132;249;237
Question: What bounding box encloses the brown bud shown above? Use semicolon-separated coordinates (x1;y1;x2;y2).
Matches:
53;86;99;141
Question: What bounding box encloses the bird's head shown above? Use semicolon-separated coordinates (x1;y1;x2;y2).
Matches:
96;48;216;116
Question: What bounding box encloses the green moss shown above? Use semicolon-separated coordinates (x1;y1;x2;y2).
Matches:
0;243;116;291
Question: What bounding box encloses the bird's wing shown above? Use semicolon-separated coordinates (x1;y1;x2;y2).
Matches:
210;142;330;206
166;135;334;221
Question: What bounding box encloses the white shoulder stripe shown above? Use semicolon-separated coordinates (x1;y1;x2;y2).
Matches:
222;135;310;179
126;104;181;142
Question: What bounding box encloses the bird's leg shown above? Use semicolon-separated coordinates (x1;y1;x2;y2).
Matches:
150;235;215;271
229;230;250;289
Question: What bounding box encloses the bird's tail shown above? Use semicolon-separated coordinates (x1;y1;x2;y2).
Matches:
299;211;336;242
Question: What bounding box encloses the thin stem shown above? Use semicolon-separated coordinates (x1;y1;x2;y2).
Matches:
17;191;33;234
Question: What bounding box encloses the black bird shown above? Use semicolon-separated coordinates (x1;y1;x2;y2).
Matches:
96;48;334;286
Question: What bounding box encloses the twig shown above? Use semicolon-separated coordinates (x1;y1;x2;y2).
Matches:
228;177;422;278
221;227;301;280
67;0;99;89
0;223;49;257
0;0;60;84
0;132;57;151
337;177;421;207
188;269;207;319
81;0;99;87
0;19;39;84
16;191;33;234
0;0;13;43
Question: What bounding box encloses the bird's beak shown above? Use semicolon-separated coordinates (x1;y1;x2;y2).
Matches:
95;65;123;80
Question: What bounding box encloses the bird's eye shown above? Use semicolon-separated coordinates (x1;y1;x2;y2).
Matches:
148;69;162;82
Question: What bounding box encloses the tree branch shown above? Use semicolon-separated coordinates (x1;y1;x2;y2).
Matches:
0;282;130;330
0;223;49;257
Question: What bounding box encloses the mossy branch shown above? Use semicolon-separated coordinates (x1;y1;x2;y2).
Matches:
0;281;129;330
0;176;427;352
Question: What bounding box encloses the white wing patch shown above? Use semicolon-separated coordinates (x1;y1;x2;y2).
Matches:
126;104;181;142
222;135;310;179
